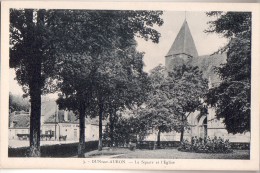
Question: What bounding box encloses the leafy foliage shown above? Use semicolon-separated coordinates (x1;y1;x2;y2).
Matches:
167;64;208;118
55;10;163;111
205;12;251;133
10;9;59;95
139;65;179;134
54;10;163;152
178;136;232;153
9;92;30;112
206;12;251;38
103;115;147;146
139;64;208;142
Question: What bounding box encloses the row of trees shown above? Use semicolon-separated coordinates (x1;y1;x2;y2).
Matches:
10;9;163;157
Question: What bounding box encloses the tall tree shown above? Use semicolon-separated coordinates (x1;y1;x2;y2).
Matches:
89;10;163;151
205;12;251;133
139;65;179;147
56;53;93;157
140;64;208;144
10;9;58;157
94;44;151;150
55;10;163;155
167;64;208;141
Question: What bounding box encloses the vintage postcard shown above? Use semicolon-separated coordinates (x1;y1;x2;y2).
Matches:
0;1;259;171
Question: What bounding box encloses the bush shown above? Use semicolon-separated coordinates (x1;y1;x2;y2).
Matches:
178;136;233;153
129;142;136;151
230;142;250;150
137;141;180;150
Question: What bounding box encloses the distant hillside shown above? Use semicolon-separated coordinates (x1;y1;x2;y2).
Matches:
9;113;30;128
9;93;30;112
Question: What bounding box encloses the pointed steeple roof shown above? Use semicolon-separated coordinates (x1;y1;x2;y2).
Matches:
166;20;198;58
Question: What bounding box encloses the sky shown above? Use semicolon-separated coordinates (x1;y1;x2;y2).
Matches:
9;11;228;97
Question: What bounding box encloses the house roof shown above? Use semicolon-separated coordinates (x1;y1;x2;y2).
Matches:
44;113;108;125
166;20;198;58
10;110;107;129
165;19;227;85
44;110;78;123
191;53;227;85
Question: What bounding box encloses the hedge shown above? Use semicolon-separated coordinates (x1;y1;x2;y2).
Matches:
177;137;233;153
8;141;98;157
137;141;180;149
230;142;250;150
136;141;249;150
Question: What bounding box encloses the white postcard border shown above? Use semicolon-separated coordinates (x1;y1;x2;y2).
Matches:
1;1;259;170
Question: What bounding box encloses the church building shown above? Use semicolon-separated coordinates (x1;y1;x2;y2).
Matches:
146;19;250;143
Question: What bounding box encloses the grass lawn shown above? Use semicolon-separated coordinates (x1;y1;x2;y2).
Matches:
85;147;250;160
85;147;132;158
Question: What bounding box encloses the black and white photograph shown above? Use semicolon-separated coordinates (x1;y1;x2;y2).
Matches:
1;1;259;171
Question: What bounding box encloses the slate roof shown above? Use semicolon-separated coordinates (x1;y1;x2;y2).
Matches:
166;19;227;85
41;100;78;123
42;112;107;125
191;54;227;85
44;110;78;123
166;20;198;58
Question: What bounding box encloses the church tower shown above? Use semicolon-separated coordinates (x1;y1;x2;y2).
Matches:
165;19;198;71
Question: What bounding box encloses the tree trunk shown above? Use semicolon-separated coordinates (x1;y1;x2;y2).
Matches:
28;51;42;157
109;107;114;148
98;103;103;151
180;127;184;142
29;77;41;157
157;128;161;149
27;9;45;157
78;100;86;158
180;114;184;142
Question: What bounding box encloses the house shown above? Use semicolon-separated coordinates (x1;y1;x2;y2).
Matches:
41;107;102;141
9;111;30;140
9;100;105;142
